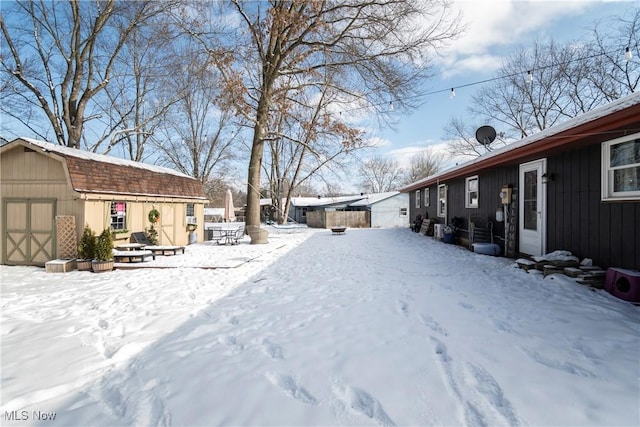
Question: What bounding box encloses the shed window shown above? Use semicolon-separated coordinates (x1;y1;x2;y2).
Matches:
424;188;430;207
465;176;479;208
399;207;408;217
110;201;127;231
415;190;420;208
602;134;640;200
186;203;197;224
438;184;447;218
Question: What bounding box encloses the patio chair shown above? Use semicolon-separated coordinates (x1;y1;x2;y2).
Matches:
130;232;185;255
209;227;226;245
232;225;245;244
468;216;494;248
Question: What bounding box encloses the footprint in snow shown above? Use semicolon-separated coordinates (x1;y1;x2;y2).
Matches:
397;300;409;316
420;313;448;336
265;372;317;404
332;383;396;427
519;346;597;378
467;363;521;426
262;338;284;359
218;335;244;353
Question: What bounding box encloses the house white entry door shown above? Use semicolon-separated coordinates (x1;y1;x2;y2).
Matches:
519;159;547;256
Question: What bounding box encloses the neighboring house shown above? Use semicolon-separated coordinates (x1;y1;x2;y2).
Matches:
346;192;410;228
283;192;409;228
204;207;225;224
1;138;207;266
400;92;640;271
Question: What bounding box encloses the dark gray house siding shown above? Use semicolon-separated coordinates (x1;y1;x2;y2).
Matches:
547;144;639;270
403;93;640;271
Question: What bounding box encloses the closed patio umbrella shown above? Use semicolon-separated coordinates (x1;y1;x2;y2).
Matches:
224;189;236;222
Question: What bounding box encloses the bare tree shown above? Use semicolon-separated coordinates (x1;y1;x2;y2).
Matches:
358;156;404;193
263;73;369;224
152;49;238;182
181;0;463;236
0;1;170;148
402;148;447;184
446;8;639;159
91;17;179;160
589;7;640;99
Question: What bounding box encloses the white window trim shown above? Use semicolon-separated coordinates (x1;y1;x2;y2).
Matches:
601;132;640;201
465;175;479;208
424;188;430;207
415;190;421;208
399;207;407;217
437;184;446;218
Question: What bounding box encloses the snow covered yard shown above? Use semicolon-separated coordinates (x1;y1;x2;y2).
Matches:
1;227;638;426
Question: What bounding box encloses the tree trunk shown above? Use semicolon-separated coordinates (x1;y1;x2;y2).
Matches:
245;133;264;230
245;96;270;232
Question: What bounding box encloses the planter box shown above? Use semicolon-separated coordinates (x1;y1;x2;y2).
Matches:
92;260;114;273
45;259;76;273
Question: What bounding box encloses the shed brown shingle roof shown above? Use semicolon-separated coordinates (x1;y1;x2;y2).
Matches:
14;138;206;199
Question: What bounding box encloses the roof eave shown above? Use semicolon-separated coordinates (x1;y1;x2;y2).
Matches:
401;103;640;192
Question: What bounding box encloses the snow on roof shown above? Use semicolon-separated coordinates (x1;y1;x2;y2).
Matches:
17;137;193;179
290;195;367;207
204;208;225;216
400;91;640;191
348;191;401;206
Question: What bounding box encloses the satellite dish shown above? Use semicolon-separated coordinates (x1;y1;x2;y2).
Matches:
475;125;497;146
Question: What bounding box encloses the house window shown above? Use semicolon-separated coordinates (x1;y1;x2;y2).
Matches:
424;188;430;207
415;190;420;208
602;134;640;200
465;175;479;208
437;184;446;218
110;201;127;230
399;207;408;217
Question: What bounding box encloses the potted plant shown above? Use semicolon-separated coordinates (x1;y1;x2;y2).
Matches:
145;224;159;245
77;225;96;271
92;228;114;273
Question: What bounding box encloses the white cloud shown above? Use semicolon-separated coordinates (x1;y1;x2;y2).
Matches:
363;136;392;148
438;0;595;77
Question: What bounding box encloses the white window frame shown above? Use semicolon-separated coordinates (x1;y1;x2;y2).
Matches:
399;207;408;217
110;201;127;231
424;188;430;207
415;190;421;208
465;175;479;208
186;203;197;224
437;184;447;218
601;133;640;201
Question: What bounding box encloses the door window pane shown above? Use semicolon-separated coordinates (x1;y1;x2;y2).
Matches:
523;170;537;231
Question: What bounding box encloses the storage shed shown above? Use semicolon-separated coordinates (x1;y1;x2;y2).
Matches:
1;138;207;266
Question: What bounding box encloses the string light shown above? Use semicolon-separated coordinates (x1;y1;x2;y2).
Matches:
325;50;625;114
625;46;632;61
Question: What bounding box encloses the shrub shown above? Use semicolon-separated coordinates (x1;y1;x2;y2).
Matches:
94;229;114;261
145;224;159;245
77;225;96;260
